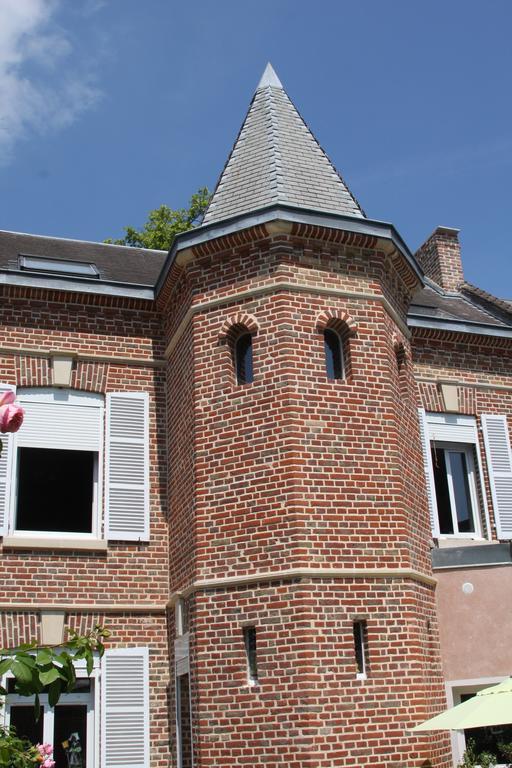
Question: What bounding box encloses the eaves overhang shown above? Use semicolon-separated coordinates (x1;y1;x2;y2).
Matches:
0;269;155;300
155;203;424;296
408;315;512;339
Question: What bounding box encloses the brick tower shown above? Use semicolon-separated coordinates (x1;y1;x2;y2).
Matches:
162;64;451;767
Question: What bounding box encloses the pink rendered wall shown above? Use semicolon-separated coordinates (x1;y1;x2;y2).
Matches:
436;566;512;680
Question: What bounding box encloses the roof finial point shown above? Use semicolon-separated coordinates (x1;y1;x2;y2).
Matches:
256;62;283;91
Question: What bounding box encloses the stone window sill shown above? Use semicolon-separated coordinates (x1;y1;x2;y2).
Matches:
2;536;108;551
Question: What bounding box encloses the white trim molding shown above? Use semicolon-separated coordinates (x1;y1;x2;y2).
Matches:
168;566;437;605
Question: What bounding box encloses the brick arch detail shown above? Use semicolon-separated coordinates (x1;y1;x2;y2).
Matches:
315;309;358;336
218;313;259;343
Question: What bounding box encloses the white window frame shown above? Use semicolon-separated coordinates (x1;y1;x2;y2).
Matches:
446;677;507;767
432;441;482;538
3;658;100;768
7;388;104;541
422;412;491;541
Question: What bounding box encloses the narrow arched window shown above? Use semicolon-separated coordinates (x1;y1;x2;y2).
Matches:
235;333;254;385
324;328;343;380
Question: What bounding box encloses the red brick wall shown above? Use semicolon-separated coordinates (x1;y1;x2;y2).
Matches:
0;284;170;767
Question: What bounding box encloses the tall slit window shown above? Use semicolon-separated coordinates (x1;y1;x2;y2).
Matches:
324;328;344;380
243;626;258;686
353;620;368;679
235;333;254;385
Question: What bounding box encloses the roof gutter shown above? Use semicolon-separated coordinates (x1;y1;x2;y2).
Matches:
408;315;512;339
155;204;424;296
0;270;155;300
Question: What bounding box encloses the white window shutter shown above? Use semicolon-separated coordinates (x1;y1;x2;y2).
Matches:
101;647;150;768
105;392;149;541
0;384;16;536
418;408;439;537
481;415;512;539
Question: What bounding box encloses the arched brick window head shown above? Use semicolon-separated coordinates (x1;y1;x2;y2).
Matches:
324;328;344;380
235;333;254;385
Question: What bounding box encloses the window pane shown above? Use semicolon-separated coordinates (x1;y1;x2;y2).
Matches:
432;447;454;534
235;334;253;385
324;329;343;379
17;447;95;533
9;706;44;745
54;705;87;768
449;451;475;533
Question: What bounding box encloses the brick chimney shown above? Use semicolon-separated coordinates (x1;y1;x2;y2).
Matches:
415;226;463;292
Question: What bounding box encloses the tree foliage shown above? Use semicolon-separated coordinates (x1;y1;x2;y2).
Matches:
104;187;211;251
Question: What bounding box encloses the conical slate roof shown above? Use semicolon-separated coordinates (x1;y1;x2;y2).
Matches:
202;63;365;226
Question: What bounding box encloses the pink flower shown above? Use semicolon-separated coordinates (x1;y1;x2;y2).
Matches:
0;390;15;407
0;402;24;433
42;760;55;768
42;744;53;756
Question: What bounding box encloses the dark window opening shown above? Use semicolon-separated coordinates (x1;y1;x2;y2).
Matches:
324;329;343;380
9;706;44;745
353;620;367;676
243;626;258;684
16;447;95;533
235;333;254;385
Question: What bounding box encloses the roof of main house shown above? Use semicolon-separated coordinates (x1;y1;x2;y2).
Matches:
409;280;512;338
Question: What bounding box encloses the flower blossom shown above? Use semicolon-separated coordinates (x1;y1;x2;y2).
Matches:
0;390;24;433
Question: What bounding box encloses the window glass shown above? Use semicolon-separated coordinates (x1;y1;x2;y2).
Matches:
54;705;87;767
324;329;343;380
16;447;95;533
235;334;254;385
431;445;476;535
432;447;454;534
450;451;474;532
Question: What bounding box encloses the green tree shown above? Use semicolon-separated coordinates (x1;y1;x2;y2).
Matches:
0;625;110;767
104;187;210;251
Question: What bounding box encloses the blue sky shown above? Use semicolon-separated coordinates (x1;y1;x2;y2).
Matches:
1;0;511;296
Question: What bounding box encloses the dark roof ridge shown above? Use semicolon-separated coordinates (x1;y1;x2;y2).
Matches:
461;281;512;324
0;228;167;254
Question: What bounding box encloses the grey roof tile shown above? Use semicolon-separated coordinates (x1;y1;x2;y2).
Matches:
202;64;365;226
0;230;166;286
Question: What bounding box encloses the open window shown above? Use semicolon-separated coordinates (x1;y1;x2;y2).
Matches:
0;386;150;543
12;389;103;539
418;411;490;540
3;647;150;768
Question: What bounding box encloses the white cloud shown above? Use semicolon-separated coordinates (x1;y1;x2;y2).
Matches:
0;0;102;165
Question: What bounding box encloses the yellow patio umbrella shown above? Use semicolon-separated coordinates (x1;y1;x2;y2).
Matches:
412;678;512;731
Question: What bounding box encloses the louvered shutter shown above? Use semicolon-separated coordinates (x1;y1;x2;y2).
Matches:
0;384;16;536
101;647;149;768
105;393;149;541
418;408;439;537
481;415;512;539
